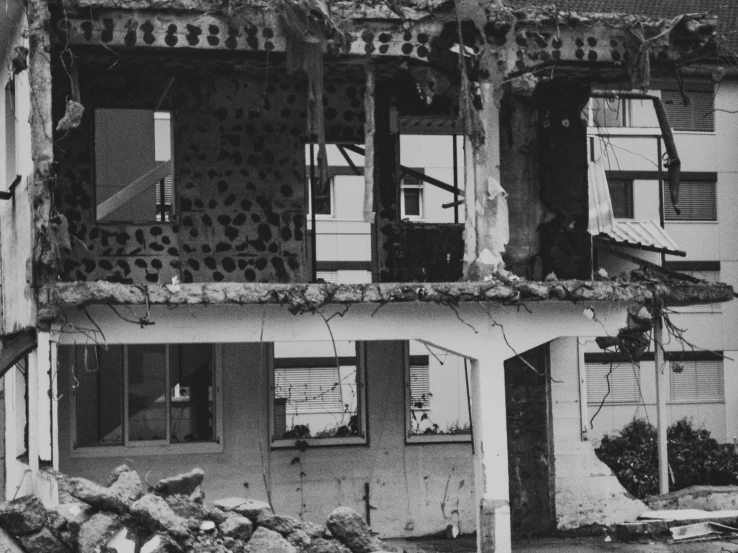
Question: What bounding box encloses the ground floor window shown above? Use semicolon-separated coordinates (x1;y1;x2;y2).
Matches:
271;340;366;447
405;341;472;443
64;343;220;453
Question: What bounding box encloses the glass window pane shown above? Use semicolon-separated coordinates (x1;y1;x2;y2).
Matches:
128;344;167;442
170;344;215;443
591;97;625;128
403;188;422;217
74;345;124;447
408;341;471;436
274;341;360;439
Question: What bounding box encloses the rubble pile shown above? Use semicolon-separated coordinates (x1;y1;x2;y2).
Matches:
0;466;396;553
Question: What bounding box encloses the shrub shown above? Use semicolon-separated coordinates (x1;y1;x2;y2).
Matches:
595;418;738;499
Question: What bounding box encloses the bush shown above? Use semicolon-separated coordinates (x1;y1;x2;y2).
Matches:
595;418;738;499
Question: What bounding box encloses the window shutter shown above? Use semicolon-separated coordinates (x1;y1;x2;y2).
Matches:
586;362;641;404
670;359;724;403
664;181;717;221
661;89;714;132
409;364;431;409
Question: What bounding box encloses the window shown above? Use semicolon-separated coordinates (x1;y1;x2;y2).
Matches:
95;109;174;223
608;179;633;219
586;360;641;405
590;96;627;128
308;176;333;217
661;87;714;132
401;171;424;220
664;180;717;221
670;358;724;403
271;341;366;446
67;343;221;455
5;79;17;189
406;341;471;443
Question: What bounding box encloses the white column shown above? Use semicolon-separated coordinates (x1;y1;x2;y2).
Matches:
471;354;511;553
654;319;669;495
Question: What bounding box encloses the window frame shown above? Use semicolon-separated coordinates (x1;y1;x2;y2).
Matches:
607;178;634;219
268;341;368;449
93;108;176;225
660;87;715;133
400;169;425;221
585;358;642;406
69;343;223;458
404;342;472;445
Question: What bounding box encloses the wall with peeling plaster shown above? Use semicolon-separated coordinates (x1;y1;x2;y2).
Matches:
57;340;476;538
549;337;648;529
54;65;365;284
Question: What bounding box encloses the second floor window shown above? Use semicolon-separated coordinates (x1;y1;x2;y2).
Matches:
608;179;634;219
664;180;717;221
661;87;714;133
401;171;424;220
95;109;174;223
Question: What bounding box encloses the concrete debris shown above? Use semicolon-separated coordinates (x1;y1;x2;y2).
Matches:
55;100;85;132
670;521;738;541
615;520;669;542
0;468;393;553
155;468;205;496
647;485;738;512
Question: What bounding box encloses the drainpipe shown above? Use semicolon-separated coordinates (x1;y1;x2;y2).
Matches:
589;91;681;214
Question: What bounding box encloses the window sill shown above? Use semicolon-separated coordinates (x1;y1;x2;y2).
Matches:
70;441;223;458
271;436;367;449
667;400;725;405
406;434;472;445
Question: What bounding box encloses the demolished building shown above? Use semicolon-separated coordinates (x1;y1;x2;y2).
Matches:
0;0;735;551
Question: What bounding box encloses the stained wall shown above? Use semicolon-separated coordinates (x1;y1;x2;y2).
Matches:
54;59;365;284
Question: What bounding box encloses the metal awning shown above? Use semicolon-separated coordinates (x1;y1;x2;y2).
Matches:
0;328;37;379
595;220;686;257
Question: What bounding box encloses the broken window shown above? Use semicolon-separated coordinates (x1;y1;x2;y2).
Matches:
664;180;717;221
66;343;219;452
271;341;366;446
608;179;634;219
4;78;16;189
406;341;471;443
670;357;724;403
95;109;174;223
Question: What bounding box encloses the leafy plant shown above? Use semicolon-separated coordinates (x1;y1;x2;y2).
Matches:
595;418;738;499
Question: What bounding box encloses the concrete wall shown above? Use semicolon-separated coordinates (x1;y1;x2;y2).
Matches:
58;339;476;538
549;337;647;529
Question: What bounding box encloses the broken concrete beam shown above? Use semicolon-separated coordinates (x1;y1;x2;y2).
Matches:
40;279;735;318
615;520;669;541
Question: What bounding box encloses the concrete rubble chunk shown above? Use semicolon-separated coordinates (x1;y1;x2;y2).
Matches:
105;527;137;553
213;497;273;521
286;528;311;548
615;520;669;542
68;476;128;514
77;513;123;553
245;526;297;553
256;512;301;535
306;537;352;553
131;494;189;537
219;513;253;540
326;507;386;553
108;465;145;503
301;521;331;539
52;502;94;535
140;533;184;553
0;527;25;553
189;486;205;504
155;468;205;496
0;495;48;536
17;526;69;553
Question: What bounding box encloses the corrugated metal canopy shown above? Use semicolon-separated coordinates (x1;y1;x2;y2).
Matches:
595;220;687;256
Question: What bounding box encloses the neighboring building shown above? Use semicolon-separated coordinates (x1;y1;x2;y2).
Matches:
0;2;732;552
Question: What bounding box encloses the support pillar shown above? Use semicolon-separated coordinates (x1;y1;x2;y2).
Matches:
471;354;511;553
654;318;669;495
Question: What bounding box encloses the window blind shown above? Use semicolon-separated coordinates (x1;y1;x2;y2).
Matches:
664;181;717;221
608;179;634;219
661;89;715;132
669;359;724;403
409;364;431;409
274;366;345;414
586;362;641;404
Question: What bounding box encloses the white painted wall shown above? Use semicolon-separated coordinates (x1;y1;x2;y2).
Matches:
588;78;738;444
549;337;649;529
